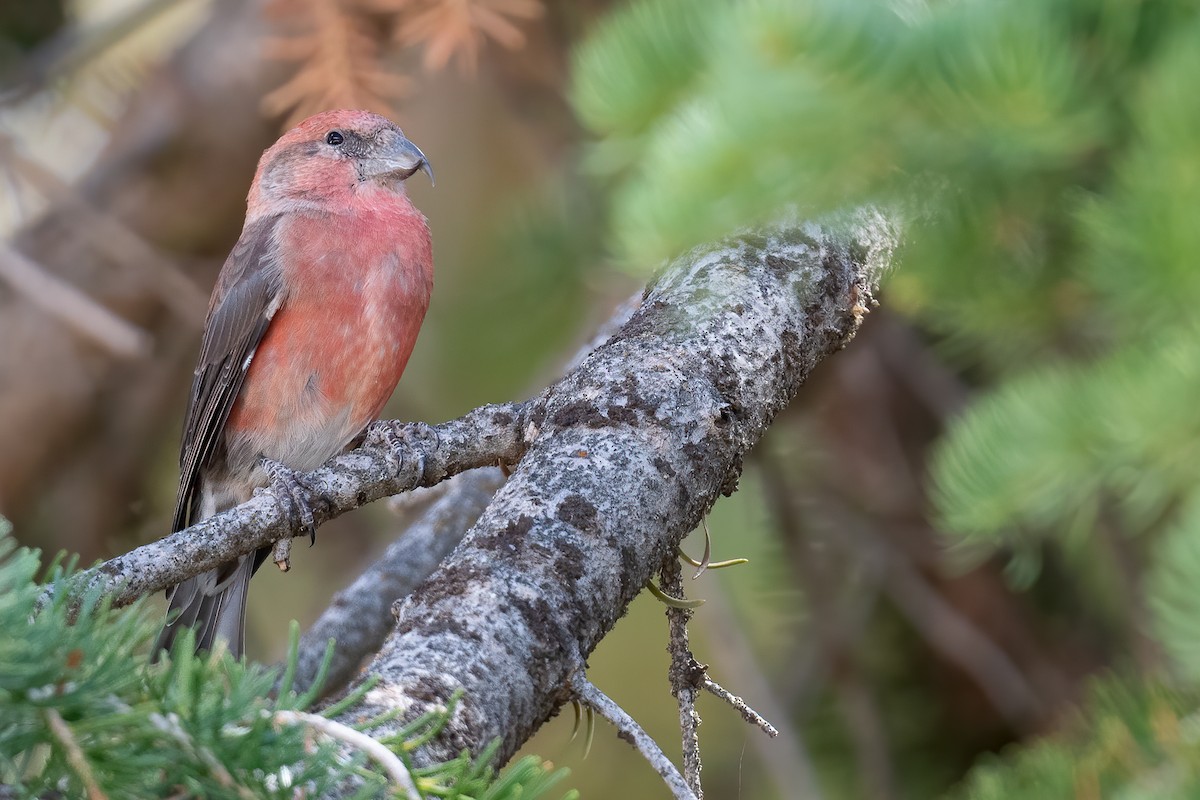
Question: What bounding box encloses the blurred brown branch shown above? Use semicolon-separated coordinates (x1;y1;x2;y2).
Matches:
0;0;184;102
695;574;825;800
0;134;208;326
394;0;542;72
0;242;150;358
262;0;407;125
757;309;1090;781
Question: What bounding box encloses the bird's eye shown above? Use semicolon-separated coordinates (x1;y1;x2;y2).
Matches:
326;131;345;146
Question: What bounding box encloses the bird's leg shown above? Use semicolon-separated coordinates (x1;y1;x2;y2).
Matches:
366;420;441;487
261;457;318;545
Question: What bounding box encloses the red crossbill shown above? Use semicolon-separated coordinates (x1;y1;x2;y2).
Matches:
155;109;434;658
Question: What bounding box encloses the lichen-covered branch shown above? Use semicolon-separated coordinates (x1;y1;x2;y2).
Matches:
290;300;642;697
335;211;898;768
291;468;505;694
63;210;894;782
52;402;528;610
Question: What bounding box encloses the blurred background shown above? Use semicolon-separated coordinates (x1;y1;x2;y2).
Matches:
4;0;1200;797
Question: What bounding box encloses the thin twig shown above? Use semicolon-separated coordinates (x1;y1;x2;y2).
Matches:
570;673;697;800
760;446;885;718
661;557;704;798
44;708;107;800
1096;508;1160;671
761;444;896;799
876;540;1043;731
765;460;897;797
697;579;826;800
272;710;418;799
872;311;969;420
0;241;150;358
48;402;530;612
701;679;778;738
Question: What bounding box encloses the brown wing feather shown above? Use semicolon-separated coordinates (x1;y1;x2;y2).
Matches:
172;215;286;532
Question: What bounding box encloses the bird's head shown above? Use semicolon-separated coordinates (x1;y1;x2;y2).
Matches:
248;109;433;214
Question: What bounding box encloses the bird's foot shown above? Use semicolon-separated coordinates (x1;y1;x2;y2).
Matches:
261;457;318;545
366;420;441;487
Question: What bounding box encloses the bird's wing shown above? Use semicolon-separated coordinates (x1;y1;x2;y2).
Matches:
172;214;286;532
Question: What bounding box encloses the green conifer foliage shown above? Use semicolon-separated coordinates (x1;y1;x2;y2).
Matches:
0;523;576;799
952;678;1200;799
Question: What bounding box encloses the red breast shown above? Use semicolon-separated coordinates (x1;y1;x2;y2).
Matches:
224;196;432;472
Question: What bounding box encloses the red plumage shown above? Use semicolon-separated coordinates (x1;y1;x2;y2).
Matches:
155;109;434;658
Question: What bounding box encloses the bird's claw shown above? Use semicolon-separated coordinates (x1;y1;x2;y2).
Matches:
261;457;318;545
367;420;403;477
367;420;441;487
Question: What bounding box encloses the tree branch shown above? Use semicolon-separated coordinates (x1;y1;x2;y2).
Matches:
0;242;151;359
333;211;898;768
661;556;704;797
571;673;698;800
50;401;529;610
292;468;505;695
64;209;895;783
291;298;641;697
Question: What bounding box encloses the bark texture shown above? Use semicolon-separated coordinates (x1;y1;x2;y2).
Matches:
292;469;504;693
290;300;641;696
344;211;897;765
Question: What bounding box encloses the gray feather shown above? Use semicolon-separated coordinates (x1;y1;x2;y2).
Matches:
155;214;286;661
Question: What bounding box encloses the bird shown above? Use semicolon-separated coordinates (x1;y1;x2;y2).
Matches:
154;109;434;659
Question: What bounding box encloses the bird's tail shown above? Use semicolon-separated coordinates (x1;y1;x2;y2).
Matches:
153;549;268;660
